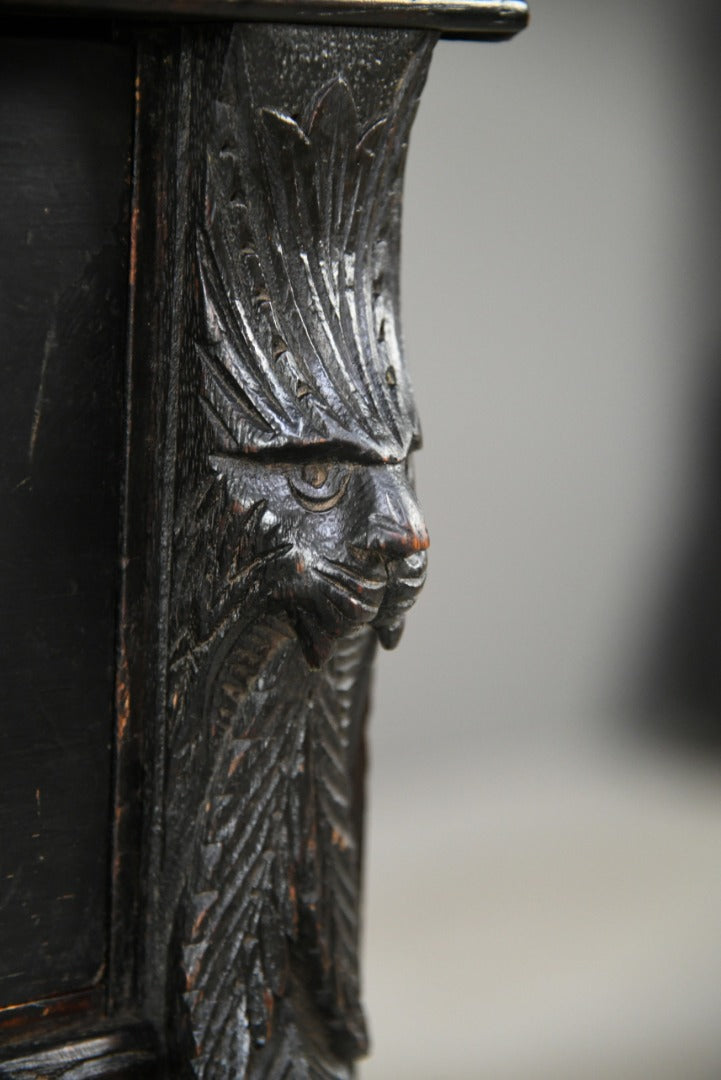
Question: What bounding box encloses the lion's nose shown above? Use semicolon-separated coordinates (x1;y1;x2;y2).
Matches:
365;471;429;559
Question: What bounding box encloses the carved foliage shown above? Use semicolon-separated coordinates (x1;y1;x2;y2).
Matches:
198;33;434;462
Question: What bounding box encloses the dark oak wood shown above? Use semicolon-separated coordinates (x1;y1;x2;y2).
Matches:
121;26;432;1075
0;0;528;40
0;1022;157;1077
0;31;133;1013
0;6;527;1076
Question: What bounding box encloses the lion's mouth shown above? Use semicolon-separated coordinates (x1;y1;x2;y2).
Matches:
370;551;427;650
294;549;427;667
314;556;387;623
319;550;427;628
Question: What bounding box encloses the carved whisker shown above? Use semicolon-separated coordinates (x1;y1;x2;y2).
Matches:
226;542;294;588
318;556;386;589
311;573;383;625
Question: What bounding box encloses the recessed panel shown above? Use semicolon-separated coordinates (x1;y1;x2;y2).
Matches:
0;33;133;1008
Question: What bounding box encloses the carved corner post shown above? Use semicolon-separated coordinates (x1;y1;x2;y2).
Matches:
119;8;527;1077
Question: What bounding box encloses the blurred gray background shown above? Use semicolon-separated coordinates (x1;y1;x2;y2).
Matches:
362;3;721;1077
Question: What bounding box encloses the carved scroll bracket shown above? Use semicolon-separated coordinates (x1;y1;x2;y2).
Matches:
126;20;440;1078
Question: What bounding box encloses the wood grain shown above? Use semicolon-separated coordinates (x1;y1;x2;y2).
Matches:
0;32;133;1012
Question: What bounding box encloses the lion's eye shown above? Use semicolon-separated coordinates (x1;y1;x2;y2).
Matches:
302;462;328;489
289;462;351;512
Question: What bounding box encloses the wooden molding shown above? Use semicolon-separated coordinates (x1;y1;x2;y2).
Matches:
0;0;529;39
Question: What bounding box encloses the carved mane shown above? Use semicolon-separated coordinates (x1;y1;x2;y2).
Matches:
198;56;431;460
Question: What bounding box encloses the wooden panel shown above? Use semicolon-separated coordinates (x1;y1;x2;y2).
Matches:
0;32;133;1008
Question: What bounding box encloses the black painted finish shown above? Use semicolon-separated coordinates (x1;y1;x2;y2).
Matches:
0;34;133;1008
